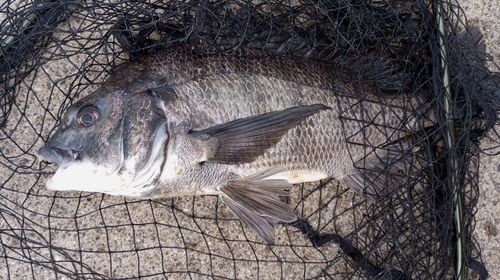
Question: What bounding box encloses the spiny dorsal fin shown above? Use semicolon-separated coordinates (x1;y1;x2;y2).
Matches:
190;104;330;164
220;167;297;244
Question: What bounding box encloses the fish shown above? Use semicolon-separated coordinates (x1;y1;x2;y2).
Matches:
36;45;432;244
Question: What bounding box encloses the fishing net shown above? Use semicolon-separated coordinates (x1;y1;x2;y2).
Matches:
1;0;498;279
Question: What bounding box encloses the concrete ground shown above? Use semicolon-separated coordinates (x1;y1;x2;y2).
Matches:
460;0;500;277
0;0;499;279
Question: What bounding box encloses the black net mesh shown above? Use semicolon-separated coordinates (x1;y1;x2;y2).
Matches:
1;0;498;279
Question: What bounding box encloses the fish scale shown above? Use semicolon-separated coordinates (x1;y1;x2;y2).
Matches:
159;71;410;182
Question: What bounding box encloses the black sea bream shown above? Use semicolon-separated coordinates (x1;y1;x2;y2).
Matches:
37;45;431;243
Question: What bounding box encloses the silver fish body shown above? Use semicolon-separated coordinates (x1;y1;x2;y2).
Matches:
37;46;427;243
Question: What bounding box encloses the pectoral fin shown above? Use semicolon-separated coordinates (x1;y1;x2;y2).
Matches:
190;104;330;164
220;167;297;244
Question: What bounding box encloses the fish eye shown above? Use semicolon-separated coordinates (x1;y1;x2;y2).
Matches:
77;105;100;127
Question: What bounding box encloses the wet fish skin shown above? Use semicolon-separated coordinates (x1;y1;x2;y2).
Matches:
37;46;425;243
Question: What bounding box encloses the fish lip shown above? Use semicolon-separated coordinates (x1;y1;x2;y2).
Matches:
37;146;79;167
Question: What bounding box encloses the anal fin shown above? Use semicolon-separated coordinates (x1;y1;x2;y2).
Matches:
340;143;415;201
220;167;297;244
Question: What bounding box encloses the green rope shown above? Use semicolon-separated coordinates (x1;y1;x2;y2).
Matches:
0;3;43;47
434;2;466;279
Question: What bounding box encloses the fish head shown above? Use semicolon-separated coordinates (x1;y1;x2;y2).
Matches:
37;89;169;196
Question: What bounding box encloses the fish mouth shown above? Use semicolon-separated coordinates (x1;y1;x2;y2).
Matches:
37;146;79;167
